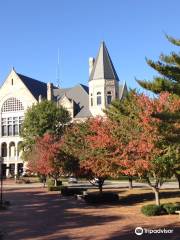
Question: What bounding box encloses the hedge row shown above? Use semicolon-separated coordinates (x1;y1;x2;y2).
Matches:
60;186;87;196
58;186;119;204
141;203;180;216
84;192;119;204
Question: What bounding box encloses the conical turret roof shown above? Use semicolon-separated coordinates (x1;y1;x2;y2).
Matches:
89;42;119;81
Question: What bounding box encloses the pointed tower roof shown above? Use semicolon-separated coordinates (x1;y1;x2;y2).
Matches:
89;41;119;81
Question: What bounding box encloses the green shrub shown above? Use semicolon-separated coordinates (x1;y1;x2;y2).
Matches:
163;203;180;214
84;192;119;204
56;180;62;186
47;179;54;187
60;186;87;196
48;179;62;187
141;204;163;216
48;186;62;191
0;204;8;210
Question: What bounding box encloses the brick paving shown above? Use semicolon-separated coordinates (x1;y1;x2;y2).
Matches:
0;183;179;240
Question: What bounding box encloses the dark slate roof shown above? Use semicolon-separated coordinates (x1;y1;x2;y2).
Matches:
89;41;119;81
17;73;47;100
119;82;128;99
53;87;71;98
54;84;92;118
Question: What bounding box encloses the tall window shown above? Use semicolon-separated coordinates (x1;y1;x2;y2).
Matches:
1;143;7;157
8;117;13;136
19;117;23;134
107;91;112;105
1;98;24;137
1;116;23;137
91;98;93;106
13;117;18;135
97;92;102;105
90;93;93;106
2;118;7;136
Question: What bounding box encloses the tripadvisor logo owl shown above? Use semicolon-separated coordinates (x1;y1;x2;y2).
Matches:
135;227;143;235
135;227;174;235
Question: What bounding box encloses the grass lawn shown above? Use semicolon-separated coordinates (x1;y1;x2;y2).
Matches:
117;188;180;206
87;187;180;205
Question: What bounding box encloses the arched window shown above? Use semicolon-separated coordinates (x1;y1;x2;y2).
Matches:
1;97;24;112
9;142;16;157
1;143;7;157
97;92;101;105
17;142;23;157
107;91;112;105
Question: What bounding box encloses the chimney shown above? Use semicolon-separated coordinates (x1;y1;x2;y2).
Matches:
38;95;42;103
89;57;95;76
47;82;53;101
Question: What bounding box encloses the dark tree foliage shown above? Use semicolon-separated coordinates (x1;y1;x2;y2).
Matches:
137;35;180;95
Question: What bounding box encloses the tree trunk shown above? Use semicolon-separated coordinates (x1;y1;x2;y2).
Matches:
152;187;160;206
42;175;46;188
43;179;46;188
99;184;103;193
128;177;133;189
176;174;180;189
54;178;57;187
98;178;104;193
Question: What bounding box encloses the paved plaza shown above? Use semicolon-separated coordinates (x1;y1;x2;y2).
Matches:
0;181;179;240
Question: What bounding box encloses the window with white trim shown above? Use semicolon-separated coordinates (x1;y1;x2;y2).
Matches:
1;116;24;137
107;91;112;104
97;92;102;105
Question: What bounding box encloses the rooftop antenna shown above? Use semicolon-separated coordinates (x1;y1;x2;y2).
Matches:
56;48;60;87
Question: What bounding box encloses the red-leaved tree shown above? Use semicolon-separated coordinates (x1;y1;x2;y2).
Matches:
81;118;121;192
109;92;180;205
28;133;63;186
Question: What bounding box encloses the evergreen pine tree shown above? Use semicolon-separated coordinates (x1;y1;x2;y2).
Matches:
137;35;180;95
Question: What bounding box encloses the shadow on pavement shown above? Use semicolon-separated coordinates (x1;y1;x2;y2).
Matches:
0;188;122;240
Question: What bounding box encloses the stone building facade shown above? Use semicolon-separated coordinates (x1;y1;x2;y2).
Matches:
0;42;127;177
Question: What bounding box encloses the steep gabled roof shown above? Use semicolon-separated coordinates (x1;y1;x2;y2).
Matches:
55;84;92;118
89;41;119;81
17;73;47;100
119;82;128;99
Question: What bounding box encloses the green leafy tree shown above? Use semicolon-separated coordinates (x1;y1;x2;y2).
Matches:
21;100;71;160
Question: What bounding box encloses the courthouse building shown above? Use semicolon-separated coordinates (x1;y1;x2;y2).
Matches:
0;42;127;177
